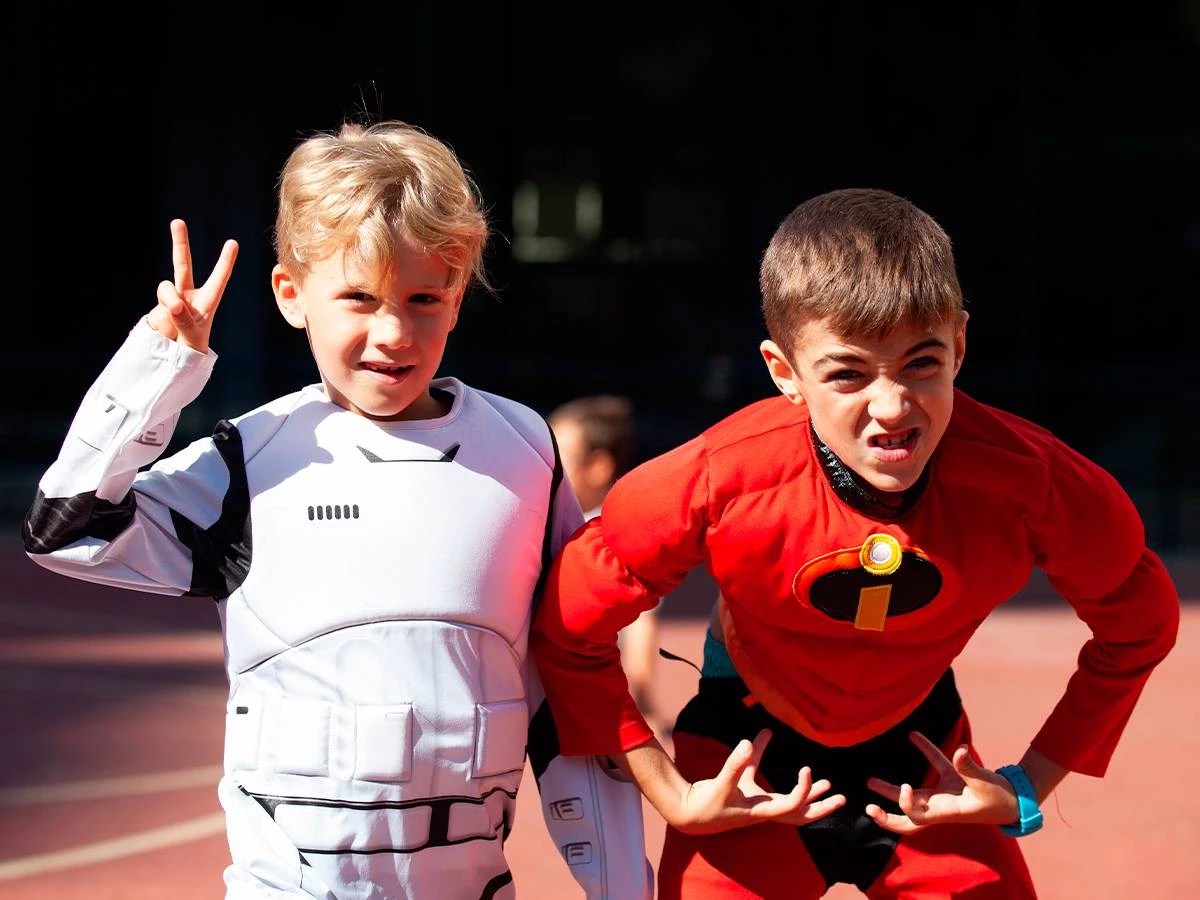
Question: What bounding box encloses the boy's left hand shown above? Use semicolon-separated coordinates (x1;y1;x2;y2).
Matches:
864;731;1020;834
147;218;238;354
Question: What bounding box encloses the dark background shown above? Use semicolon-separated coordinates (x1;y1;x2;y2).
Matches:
4;5;1198;556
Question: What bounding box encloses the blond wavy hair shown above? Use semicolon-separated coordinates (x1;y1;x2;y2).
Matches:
274;120;491;294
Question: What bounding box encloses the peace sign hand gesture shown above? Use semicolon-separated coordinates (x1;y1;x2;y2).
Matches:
147;219;239;354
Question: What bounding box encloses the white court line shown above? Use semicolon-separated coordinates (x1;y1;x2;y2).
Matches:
0;765;224;805
0;598;180;631
0;812;227;881
0;668;222;705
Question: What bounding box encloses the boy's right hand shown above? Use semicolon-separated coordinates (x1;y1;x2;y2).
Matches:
672;728;845;834
622;728;845;836
147;219;238;354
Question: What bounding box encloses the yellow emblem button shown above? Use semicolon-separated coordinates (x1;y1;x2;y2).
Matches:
860;534;902;576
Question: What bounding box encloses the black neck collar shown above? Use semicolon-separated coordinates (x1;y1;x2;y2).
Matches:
809;423;929;519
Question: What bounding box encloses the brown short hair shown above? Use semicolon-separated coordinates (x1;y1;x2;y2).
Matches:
760;188;964;352
549;395;636;477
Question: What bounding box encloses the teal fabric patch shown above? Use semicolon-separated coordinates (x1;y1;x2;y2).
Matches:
701;631;739;678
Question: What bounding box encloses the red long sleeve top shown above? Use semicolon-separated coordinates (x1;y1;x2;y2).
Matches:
531;389;1179;777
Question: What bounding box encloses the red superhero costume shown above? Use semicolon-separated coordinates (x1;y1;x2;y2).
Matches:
531;388;1179;898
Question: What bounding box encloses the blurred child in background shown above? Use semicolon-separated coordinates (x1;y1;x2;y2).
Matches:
549;395;664;731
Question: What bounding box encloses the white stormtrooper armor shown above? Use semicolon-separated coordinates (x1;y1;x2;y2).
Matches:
24;320;652;900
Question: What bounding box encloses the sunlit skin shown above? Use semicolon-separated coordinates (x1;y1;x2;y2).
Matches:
273;244;464;421
760;314;968;498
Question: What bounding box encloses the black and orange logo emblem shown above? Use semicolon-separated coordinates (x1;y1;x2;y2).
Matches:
794;534;953;631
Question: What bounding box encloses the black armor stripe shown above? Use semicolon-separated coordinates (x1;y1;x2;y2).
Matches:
532;421;566;612
526;698;560;782
171;419;252;599
22;489;136;554
244;785;517;856
527;420;568;784
479;870;514;899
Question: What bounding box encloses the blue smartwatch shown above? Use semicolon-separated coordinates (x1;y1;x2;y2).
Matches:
996;764;1044;837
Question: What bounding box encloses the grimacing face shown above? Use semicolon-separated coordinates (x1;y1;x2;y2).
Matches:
760;314;967;495
272;243;464;421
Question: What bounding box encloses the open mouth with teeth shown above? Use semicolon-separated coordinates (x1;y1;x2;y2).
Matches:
870;428;919;459
362;362;413;379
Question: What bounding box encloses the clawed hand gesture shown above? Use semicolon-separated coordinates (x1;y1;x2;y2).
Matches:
147;219;239;353
670;728;1023;837
865;731;1020;834
671;729;846;835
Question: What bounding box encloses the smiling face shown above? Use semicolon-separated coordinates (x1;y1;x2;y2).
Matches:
272;241;463;421
761;314;967;495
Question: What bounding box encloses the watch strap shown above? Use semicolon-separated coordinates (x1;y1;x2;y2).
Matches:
996;763;1044;837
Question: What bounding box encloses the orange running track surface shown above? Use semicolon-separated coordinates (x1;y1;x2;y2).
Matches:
1;541;1196;899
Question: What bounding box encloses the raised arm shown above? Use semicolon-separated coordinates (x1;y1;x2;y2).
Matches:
23;219;243;596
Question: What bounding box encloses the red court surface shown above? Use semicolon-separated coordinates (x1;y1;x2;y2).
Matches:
1;539;1196;899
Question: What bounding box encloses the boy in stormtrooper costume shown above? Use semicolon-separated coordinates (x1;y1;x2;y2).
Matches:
23;120;651;900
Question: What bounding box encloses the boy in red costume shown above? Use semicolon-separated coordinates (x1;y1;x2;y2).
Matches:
530;187;1180;898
